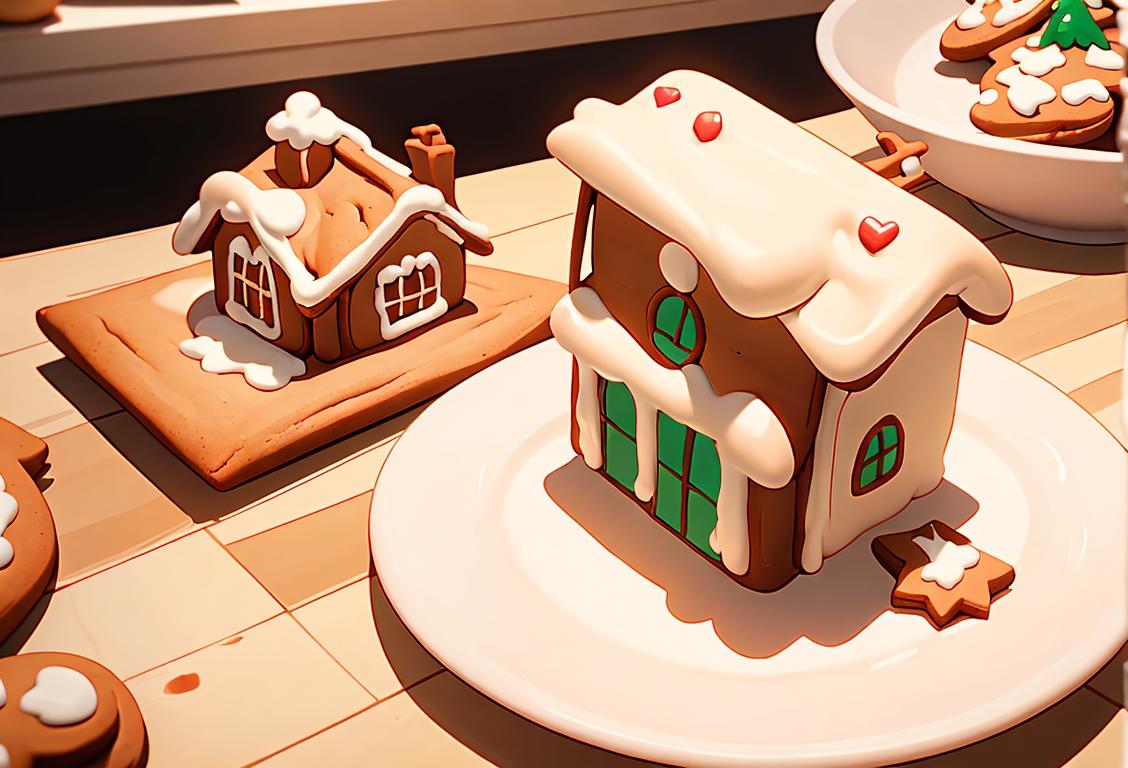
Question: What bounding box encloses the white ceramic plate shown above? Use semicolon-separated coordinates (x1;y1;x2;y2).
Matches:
817;0;1124;242
370;340;1127;767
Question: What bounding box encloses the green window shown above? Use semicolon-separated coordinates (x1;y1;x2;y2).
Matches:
602;380;638;491
853;417;903;495
651;293;700;366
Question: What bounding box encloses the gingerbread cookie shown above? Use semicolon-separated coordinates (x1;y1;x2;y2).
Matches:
0;652;147;767
941;0;1055;62
872;520;1015;628
0;419;58;643
971;6;1125;145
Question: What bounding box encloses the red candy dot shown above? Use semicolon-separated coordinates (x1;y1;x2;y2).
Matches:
693;111;722;142
653;87;681;107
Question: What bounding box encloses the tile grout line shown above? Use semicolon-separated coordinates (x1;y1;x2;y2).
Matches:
226;490;373;546
287;604;381;702
287;572;369;613
206;527;289;613
122;611;282;683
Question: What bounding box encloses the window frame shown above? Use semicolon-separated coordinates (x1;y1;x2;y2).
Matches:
645;286;705;369
851;415;904;496
225;235;282;340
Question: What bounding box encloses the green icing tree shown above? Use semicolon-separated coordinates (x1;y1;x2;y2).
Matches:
1039;0;1110;50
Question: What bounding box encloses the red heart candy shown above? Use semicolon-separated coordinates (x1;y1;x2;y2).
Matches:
693;111;722;142
653;87;681;107
858;216;899;253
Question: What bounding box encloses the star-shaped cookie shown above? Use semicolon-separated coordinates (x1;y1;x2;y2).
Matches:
872;520;1015;629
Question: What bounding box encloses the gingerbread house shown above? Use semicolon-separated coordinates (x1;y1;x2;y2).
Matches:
173;92;493;363
547;71;1014;592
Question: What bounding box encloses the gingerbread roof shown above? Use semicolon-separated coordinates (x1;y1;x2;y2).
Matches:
173;93;492;315
546;70;1014;383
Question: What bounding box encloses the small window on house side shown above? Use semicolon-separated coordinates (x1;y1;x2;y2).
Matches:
647;288;704;367
852;416;904;496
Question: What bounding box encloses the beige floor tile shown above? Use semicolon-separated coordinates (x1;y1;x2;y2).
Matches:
0;224;204;354
208;416;411;543
907;688;1121;767
1023;323;1124;394
458;158;580;238
1087;642;1128;708
0;342;121;438
970;275;1128;361
1065;709;1126;768
916;185;1011;240
1003;263;1078;303
987;232;1127;276
226;492;373;608
1070;370;1122;416
2;531;281;678
129;613;374;768
292;577;442;701
799;108;881;156
468;215;574;285
43;421;195;585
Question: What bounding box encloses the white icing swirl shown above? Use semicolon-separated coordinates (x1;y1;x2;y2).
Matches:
19;667;98;727
0;475;17;570
1085;44;1125;70
1061;78;1112;104
996;65;1058;116
913;530;981;589
1011;44;1066;76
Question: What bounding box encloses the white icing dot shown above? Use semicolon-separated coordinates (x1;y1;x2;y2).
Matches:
900;155;923;178
979;88;1000;105
0;480;17;570
658;242;699;293
0;744;8;768
19;667;98;727
1085;44;1125;71
997;65;1057;116
955;0;988;30
1062;13;1072;22
1027;35;1041;47
0;678;6;707
1061;78;1111;105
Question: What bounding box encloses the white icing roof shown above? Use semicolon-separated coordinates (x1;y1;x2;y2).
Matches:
546;70;1013;382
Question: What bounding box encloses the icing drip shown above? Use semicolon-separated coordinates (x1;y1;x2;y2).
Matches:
979;88;1001;105
551;287;795;575
180;314;306;391
913;529;980;589
993;0;1045;26
0;475;17;569
266;92;412;178
1085;44;1125;70
658;242;699;292
899;155;923;178
996;65;1058;115
1011;43;1066;76
1061;78;1112;104
19;667;98;727
956;0;988;30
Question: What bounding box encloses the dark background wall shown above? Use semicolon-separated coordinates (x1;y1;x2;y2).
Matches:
0;12;848;257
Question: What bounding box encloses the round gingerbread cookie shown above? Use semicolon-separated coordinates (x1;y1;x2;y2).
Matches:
940;0;1056;62
0;652;147;768
971;19;1125;145
0;419;58;644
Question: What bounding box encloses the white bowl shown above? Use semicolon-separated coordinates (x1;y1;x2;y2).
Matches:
817;0;1125;243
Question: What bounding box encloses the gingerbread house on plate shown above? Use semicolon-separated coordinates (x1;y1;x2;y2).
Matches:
173;92;493;363
547;71;1014;592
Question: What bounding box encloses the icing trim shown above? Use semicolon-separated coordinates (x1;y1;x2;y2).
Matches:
19;667;98;727
372;252;450;341
1061;78;1111;105
914;528;980;589
0;474;17;569
225;236;282;341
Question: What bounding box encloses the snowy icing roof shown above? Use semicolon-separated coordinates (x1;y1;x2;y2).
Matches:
173;93;491;313
546;70;1014;383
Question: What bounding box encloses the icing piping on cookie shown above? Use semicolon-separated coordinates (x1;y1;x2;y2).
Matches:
899;155;923;178
979;88;1001;105
993;0;1046;26
1011;43;1066;76
19;666;98;727
0;744;8;768
0;475;17;570
658;242;699;292
1085;44;1125;70
912;529;980;590
956;0;988;30
996;65;1058;115
0;678;5;707
1027;34;1042;46
1061;78;1112;104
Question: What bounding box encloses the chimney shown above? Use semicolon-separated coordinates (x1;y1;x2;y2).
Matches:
405;124;457;206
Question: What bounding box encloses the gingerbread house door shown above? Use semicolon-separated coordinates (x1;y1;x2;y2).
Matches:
597;378;722;562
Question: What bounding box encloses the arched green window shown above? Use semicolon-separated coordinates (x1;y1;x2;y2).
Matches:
852;416;903;496
649;289;703;367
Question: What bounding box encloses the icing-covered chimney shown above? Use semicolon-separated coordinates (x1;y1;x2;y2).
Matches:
405;125;457;206
267;92;335;189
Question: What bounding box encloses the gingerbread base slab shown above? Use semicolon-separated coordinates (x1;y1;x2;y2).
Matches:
37;263;564;489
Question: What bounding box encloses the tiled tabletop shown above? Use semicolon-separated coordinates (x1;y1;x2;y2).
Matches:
0;108;1124;767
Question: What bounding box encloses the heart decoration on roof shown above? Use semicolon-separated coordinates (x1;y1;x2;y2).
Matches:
859;216;900;253
653;87;681;107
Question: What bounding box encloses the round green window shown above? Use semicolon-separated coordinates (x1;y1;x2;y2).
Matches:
650;291;702;366
852;416;904;496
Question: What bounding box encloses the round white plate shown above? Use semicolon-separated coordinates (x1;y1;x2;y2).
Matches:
817;0;1124;241
370;340;1127;767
